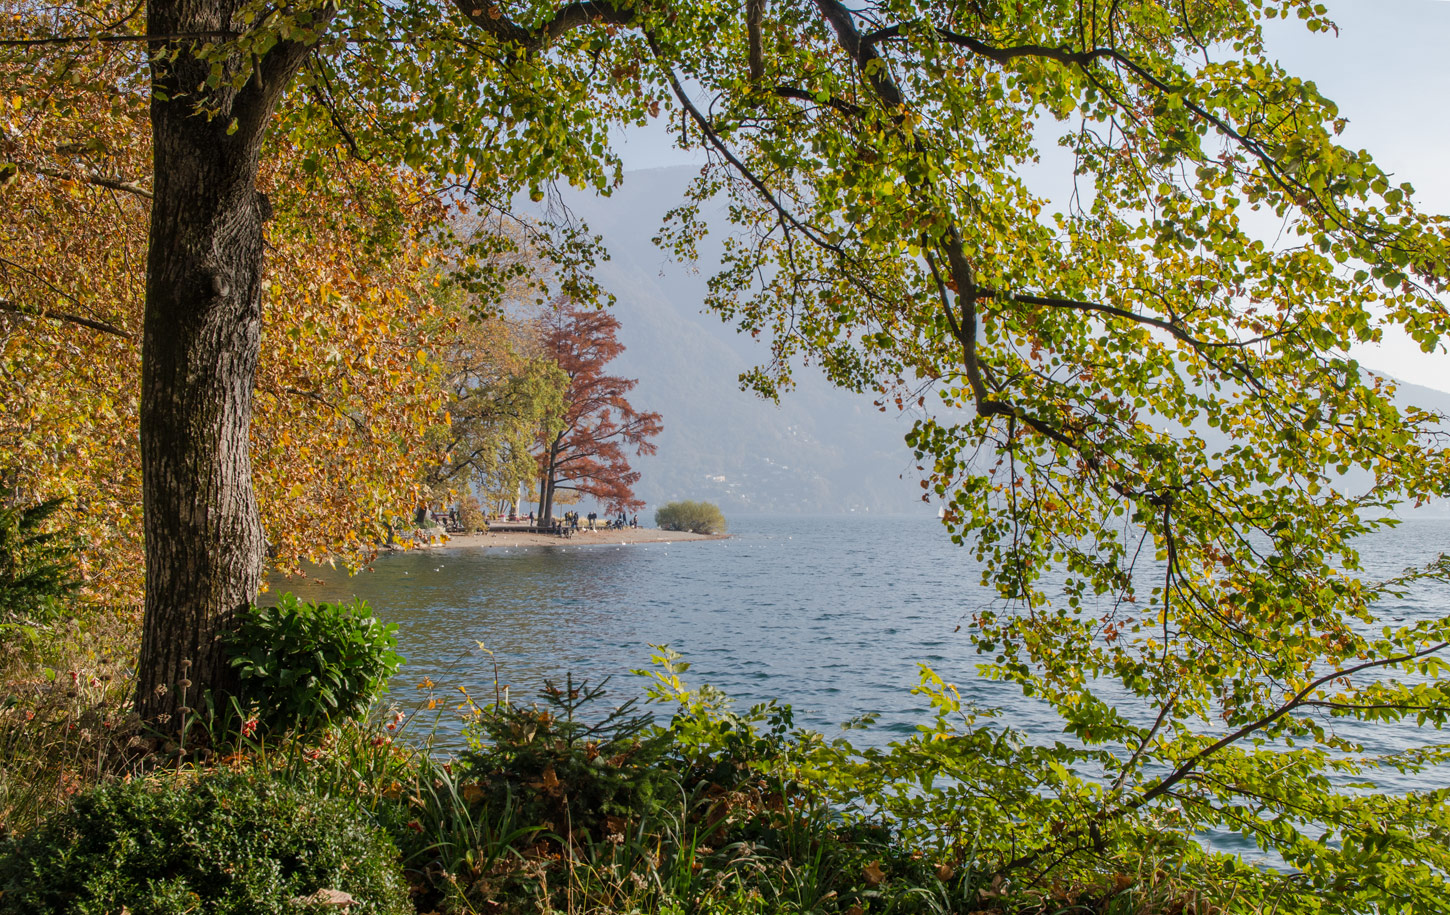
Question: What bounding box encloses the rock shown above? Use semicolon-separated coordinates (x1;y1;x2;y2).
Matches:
290;888;356;908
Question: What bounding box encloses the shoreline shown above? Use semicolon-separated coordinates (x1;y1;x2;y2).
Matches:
432;527;729;549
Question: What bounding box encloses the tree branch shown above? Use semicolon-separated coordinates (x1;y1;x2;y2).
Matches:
0;29;236;47
747;0;765;82
0;299;132;339
647;36;849;261
770;85;864;117
1133;641;1450;809
279;386;369;434
453;0;634;51
33;165;152;199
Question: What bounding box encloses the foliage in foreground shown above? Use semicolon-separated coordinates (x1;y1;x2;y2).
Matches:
0;772;411;914
226;594;402;733
655;501;728;535
1;505;1448;915
0;612;136;838
3;641;1450;915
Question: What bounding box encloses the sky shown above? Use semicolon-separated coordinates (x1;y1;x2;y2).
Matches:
610;0;1450;392
1268;0;1450;391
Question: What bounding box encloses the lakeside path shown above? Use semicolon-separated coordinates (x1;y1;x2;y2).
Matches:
438;527;729;549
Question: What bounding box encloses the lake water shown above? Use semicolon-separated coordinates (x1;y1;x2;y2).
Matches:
281;515;1041;740
280;514;1450;768
278;513;1450;866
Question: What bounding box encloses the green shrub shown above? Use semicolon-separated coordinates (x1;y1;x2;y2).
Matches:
459;676;674;841
0;772;411;914
654;500;727;534
226;593;402;732
0;496;80;629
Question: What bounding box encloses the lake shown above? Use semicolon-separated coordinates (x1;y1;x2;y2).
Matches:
279;514;1450;770
280;514;1060;743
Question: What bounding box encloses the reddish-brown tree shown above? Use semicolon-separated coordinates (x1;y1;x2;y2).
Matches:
536;300;662;523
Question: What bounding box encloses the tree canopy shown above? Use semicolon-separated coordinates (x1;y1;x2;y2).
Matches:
0;12;455;591
426;277;570;513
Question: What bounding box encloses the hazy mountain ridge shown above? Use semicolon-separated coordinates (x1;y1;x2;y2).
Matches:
555;167;1450;518
556;168;928;515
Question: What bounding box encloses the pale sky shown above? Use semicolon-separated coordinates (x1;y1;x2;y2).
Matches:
1269;0;1450;391
613;0;1450;391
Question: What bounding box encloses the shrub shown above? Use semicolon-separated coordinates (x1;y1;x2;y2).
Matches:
0;496;80;629
0;772;411;914
654;500;727;534
457;495;487;532
459;677;674;841
226;593;402;733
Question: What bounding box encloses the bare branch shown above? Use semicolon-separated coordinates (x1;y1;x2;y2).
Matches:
33;165;152;199
0;299;133;339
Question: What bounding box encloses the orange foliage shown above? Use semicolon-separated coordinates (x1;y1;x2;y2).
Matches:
0;11;451;598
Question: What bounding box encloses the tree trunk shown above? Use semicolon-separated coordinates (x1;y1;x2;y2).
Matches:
133;0;318;725
539;475;555;527
538;440;561;524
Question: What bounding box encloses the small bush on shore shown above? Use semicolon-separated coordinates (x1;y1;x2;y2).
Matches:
655;500;727;534
457;495;487;532
0;772;411;914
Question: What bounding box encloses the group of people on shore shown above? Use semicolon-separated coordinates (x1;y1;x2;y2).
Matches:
555;511;638;532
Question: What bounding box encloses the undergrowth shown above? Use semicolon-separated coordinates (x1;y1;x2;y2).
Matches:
0;629;1242;915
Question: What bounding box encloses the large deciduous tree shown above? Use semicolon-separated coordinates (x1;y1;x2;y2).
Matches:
7;0;632;720
535;299;661;521
123;0;636;722
1;1;449;600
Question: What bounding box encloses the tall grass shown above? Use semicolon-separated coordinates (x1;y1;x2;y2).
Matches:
0;607;138;836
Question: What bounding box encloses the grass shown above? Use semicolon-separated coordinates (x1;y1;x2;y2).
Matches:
0;605;139;838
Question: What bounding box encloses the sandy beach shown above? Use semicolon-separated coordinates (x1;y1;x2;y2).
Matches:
436;527;728;549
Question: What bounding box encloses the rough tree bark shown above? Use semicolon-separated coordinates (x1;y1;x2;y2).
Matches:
133;0;320;724
128;0;616;725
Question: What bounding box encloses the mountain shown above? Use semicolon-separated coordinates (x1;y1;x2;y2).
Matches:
551;167;1450;518
554;167;929;515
